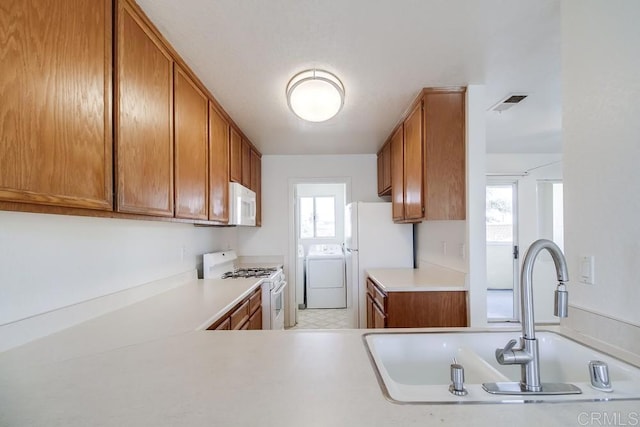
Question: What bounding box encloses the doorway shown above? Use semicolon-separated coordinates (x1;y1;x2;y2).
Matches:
486;181;519;321
288;180;354;330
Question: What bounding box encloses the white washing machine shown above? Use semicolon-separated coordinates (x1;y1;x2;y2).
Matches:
305;244;346;308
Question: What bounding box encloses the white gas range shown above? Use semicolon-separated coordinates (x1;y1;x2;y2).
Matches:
203;251;286;330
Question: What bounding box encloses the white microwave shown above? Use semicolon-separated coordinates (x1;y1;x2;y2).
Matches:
229;182;256;226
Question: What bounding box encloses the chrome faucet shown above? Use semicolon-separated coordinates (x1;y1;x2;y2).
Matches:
483;239;581;395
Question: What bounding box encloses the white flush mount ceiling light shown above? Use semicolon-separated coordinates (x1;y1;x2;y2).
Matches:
286;69;345;122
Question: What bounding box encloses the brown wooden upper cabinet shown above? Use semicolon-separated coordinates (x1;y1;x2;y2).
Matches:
0;0;113;211
423;90;466;220
377;140;392;196
403;102;424;221
390;125;405;222
229;127;242;184
208;103;230;223
250;149;262;226
174;64;208;220
383;87;466;223
241;139;252;188
116;0;174;217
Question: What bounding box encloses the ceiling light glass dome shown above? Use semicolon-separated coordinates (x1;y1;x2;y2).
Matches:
286;69;345;122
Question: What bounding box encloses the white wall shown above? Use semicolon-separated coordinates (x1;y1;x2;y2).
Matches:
561;0;640;345
236;154;379;326
0;211;236;325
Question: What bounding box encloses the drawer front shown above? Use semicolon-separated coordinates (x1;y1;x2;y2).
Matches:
249;287;262;314
373;285;387;310
214;317;231;330
366;279;375;297
230;299;250;330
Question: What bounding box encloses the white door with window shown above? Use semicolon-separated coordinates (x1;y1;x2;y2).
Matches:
486;182;519;321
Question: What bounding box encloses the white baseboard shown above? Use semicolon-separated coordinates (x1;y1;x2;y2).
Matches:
0;270;197;352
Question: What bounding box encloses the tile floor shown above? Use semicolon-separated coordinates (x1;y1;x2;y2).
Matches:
288;308;353;330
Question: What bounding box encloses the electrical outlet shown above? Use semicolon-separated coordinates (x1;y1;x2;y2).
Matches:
459;243;466;260
180;246;186;262
441;241;447;255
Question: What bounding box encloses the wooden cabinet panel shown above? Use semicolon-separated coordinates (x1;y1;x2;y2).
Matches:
390;125;405;221
366;276;467;328
376;141;392;197
249;306;263;330
241;139;251;188
373;302;387;329
208;103;229;223
174;65;208;220
377;153;384;195
249;287;262;314
403;102;423;221
230;299;250;330
424;91;466;220
386;291;467;328
366;294;375;329
116;0;174;216
250;149;262;226
382;142;392;193
229;127;242;183
0;0;113;210
213;318;231;330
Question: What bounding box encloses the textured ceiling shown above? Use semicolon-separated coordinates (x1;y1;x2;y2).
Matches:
136;0;561;155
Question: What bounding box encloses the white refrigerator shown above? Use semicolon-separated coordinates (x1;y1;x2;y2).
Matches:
345;202;414;328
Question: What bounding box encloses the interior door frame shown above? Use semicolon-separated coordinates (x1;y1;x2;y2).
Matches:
287;177;351;328
486;179;520;322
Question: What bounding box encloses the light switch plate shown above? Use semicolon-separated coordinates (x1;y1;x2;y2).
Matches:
579;255;595;285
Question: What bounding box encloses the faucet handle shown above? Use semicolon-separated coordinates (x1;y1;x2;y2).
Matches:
502;339;518;352
495;339;518;364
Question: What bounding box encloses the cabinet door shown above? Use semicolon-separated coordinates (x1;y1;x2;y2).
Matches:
229;127;242;183
208;103;230;223
174;65;208;220
116;0;174;216
377;150;384;195
250;149;262;226
424;91;466;220
241;139;251;188
0;0;113;210
373;302;387;329
403;101;423;220
390;125;404;221
249;306;263;330
214;318;231;330
366;294;375;329
382;141;392;193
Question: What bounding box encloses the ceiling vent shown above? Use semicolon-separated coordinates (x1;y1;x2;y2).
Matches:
489;93;528;112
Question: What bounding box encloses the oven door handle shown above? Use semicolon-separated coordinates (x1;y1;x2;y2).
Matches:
272;281;287;296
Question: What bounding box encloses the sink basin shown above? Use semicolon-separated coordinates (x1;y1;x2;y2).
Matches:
364;330;640;403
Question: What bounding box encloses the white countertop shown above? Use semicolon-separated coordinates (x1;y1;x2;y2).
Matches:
0;277;262;368
367;265;467;292
1;277;638;426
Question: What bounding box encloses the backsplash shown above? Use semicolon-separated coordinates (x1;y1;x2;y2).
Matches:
562;306;640;358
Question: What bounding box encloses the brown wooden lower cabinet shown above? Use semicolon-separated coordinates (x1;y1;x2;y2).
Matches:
207;286;262;331
366;277;467;328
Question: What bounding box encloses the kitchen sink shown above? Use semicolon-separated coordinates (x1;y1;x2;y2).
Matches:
363;330;640;403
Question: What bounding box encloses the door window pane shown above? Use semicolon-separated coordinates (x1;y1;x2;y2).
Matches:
300;197;314;239
486;186;514;242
